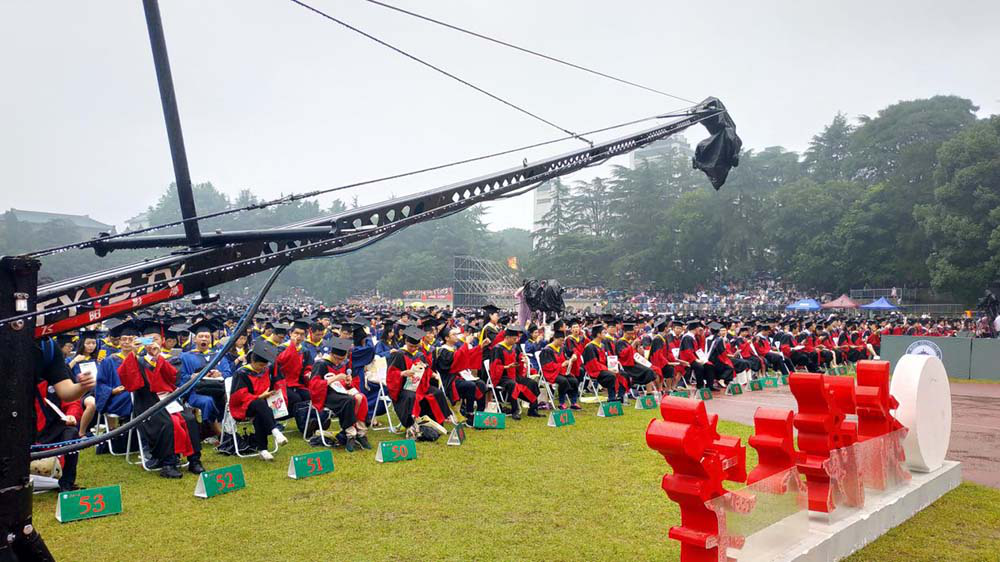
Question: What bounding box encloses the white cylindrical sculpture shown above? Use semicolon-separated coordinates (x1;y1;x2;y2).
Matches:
889;354;952;472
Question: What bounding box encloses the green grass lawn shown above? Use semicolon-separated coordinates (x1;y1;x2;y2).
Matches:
32;402;997;561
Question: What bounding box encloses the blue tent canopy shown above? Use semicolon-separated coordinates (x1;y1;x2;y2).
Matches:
785;298;821;311
860;297;899;310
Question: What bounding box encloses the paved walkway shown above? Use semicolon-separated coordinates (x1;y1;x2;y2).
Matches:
703;381;1000;488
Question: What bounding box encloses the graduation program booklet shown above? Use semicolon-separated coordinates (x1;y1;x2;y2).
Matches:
459;369;478;382
266;391;289;418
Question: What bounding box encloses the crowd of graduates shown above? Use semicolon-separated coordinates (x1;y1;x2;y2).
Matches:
32;298;952;491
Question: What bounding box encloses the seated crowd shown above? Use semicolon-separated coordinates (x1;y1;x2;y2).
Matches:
32;299;937;489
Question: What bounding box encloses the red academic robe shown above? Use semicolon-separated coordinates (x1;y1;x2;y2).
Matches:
117;353;194;457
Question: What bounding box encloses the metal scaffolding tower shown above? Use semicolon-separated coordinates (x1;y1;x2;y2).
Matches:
452;255;520;309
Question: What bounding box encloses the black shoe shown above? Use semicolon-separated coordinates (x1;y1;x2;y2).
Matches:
527;407;542;418
58;483;82;492
345;436;358;453
188;461;205;475
357;435;372;450
511;411;522;420
160;465;183;479
275;423;286;432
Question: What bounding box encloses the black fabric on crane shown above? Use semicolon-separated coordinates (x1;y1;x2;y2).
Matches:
692;98;742;190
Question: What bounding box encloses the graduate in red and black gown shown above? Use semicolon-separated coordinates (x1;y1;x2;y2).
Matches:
273;320;314;431
228;341;289;461
117;339;205;478
648;319;674;392
34;336;96;491
434;327;488;420
540;328;581;410
308;337;370;452
489;326;541;420
679;321;711;388
582;324;622;401
755;324;789;376
565;318;587;379
387;325;453;437
705;322;733;390
735;325;765;376
615;320;657;396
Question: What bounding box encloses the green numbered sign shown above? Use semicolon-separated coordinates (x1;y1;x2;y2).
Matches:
697;388;713;401
669;390;690;398
726;382;743;395
195;464;246;498
749;379;764;391
473;411;506;429
56;485;122;523
548;409;576;427
447;423;467;446
376;439;417;463
635;394;658;410
288;450;334;480
597;401;624;417
764;376;779;388
780;374;789;385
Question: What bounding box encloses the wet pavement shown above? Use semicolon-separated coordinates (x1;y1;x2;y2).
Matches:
702;381;1000;488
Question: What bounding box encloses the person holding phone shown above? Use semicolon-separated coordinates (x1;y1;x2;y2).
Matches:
116;340;206;478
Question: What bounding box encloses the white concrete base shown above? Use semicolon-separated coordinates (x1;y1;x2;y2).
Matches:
762;461;962;562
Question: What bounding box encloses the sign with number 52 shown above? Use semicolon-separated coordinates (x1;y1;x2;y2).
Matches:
195;465;246;498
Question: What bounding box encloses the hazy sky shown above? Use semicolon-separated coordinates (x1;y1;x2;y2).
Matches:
3;0;999;233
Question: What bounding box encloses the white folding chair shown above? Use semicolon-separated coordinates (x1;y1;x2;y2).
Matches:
99;412;134;458
370;381;399;433
483;359;506;408
220;377;278;458
534;351;559;408
302;403;335;445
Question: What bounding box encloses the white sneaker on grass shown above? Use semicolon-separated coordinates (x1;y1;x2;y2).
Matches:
259;450;274;461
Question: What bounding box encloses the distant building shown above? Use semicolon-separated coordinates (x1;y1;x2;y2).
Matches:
630;136;693;168
531;181;554;248
125;210;151;231
532;181;554;233
6;208;115;236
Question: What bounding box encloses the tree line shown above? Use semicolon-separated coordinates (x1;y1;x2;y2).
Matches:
2;95;997;305
528;95;999;305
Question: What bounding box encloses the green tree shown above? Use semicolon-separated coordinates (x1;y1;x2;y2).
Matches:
916;116;1000;302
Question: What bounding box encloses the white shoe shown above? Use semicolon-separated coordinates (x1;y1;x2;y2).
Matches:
259;450;274;461
272;429;288;446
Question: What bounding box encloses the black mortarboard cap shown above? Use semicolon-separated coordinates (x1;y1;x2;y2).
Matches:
403;325;425;344
110;319;141;337
190;318;220;335
249;340;280;363
326;337;353;356
504;326;523;337
482;303;500;313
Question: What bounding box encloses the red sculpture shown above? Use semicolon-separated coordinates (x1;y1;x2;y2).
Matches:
646;397;746;562
855;360;904;440
747;408;797;489
650;362;911;561
789;372;860;512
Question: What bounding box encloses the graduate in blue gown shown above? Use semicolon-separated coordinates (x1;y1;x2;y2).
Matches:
95;321;138;419
178;319;228;437
344;316;386;424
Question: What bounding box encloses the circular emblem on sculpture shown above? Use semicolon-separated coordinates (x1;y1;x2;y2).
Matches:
905;339;942;359
888;355;951;472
